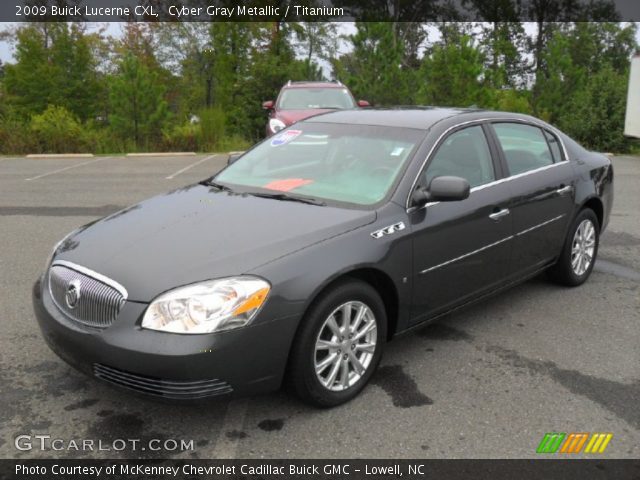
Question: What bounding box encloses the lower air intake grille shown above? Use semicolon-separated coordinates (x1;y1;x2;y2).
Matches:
93;364;232;399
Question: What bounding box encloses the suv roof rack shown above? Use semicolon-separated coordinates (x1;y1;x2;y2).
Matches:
284;80;345;87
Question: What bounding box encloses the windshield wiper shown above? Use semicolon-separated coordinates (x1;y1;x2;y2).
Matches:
247;192;327;206
201;179;233;192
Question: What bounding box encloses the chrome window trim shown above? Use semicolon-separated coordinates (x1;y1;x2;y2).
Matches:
418;214;566;274
50;260;128;299
409;160;570;212
468;160;569;193
405;117;570;211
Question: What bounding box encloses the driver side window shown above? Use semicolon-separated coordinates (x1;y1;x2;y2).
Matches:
424;125;495;189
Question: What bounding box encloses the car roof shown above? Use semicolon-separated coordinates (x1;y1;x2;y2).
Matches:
303;107;530;130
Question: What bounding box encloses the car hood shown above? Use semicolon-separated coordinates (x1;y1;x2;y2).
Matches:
275;109;336;125
53;184;376;302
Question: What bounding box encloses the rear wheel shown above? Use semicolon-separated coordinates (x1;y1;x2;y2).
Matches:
287;279;386;407
548;209;599;286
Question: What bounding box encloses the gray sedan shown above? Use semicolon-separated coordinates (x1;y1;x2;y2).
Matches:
33;108;613;407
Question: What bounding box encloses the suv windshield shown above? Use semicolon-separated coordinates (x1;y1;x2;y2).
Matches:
215;123;424;206
278;88;356;110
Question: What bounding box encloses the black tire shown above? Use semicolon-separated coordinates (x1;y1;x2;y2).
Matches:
548;208;599;286
287;279;387;407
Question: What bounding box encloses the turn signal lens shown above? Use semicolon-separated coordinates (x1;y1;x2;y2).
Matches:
232;287;270;316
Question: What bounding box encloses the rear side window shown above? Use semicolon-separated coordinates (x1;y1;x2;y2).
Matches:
493;123;554;176
544;130;563;162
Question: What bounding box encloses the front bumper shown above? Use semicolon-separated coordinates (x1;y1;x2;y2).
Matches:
32;277;298;401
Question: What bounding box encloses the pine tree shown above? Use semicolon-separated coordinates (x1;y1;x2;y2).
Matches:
109;53;169;148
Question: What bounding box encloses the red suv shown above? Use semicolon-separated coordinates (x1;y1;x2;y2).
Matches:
262;81;369;136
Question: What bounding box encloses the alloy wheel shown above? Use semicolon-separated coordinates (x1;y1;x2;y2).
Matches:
314;301;377;392
571;219;596;276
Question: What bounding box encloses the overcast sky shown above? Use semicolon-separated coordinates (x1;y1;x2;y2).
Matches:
1;22;639;66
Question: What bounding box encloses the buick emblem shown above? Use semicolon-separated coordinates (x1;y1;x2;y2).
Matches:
65;280;81;309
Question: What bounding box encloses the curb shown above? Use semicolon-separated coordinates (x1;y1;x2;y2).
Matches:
126;152;197;157
26;153;94;158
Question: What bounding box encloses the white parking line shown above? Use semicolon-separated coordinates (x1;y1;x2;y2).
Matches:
165;154;221;180
25;157;110;181
210;399;249;459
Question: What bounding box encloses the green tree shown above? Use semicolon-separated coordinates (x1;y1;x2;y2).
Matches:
535;22;637;121
3;25;53;117
30;104;86;153
291;22;336;79
3;23;103;121
333;22;413;105
417;34;489;107
482;22;528;88
559;65;630;152
527;2;621;103
109;53;169;148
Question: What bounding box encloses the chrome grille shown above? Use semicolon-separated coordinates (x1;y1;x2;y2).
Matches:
48;261;127;328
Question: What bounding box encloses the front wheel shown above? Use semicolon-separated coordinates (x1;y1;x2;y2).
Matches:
548;209;599;286
287;280;387;407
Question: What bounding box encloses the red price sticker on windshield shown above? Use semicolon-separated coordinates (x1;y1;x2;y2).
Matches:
263;178;313;191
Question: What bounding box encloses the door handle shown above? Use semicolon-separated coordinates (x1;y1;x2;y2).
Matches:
489;208;510;221
557;185;573;195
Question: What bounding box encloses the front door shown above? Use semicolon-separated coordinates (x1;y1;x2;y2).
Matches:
409;124;513;324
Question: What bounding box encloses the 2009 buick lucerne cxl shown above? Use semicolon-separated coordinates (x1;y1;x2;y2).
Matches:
33;108;613;407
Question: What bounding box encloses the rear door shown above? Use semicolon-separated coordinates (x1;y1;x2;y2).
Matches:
489;122;575;276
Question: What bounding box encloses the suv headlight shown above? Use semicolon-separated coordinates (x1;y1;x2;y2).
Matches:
141;277;270;334
269;118;286;133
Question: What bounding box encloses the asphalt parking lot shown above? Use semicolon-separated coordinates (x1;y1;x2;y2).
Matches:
0;153;638;459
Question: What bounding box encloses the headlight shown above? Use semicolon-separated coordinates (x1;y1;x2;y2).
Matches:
141;277;270;334
269;118;286;133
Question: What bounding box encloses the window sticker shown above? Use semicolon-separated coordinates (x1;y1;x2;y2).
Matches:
270;129;302;146
263;178;313;192
390;146;405;156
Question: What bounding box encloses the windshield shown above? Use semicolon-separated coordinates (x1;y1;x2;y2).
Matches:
278;88;356;110
215;123;424;207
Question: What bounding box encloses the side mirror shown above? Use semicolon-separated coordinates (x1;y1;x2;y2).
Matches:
428;176;470;202
227;153;242;166
357;100;370;107
410;176;470;208
262;100;274;110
